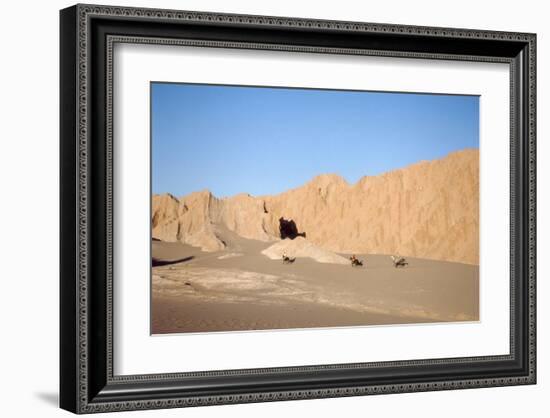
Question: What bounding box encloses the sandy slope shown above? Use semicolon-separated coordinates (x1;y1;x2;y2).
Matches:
261;237;349;264
151;230;479;334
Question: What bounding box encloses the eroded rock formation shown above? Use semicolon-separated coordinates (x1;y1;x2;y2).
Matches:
152;149;479;264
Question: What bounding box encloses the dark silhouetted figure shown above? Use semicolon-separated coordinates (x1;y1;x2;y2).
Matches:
282;253;296;264
391;255;408;268
349;255;364;267
279;217;306;240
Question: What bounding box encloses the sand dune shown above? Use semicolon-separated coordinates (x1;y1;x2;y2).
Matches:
151;236;479;334
152;149;479;264
151;150;479;333
261;237;349;265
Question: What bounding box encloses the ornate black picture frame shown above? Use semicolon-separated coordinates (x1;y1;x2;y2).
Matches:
60;4;536;414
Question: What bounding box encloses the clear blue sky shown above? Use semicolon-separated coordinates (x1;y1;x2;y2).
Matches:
151;82;479;197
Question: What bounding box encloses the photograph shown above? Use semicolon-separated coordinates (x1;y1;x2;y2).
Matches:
150;82;480;334
55;2;537;414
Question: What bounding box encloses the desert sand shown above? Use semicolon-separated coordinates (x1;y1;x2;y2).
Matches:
151;226;479;334
151;149;479;334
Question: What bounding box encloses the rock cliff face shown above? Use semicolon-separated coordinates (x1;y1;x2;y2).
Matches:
152;149;479;264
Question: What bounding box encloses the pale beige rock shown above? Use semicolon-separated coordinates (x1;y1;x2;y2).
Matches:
261;237;349;264
151;193;179;242
217;193;273;242
151;149;479;264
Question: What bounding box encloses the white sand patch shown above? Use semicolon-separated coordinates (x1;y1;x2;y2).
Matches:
153;267;312;305
261;237;349;265
217;252;243;260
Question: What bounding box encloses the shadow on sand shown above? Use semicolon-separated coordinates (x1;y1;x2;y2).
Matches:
152;256;195;267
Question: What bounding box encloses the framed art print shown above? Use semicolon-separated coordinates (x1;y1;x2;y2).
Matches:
60;4;536;414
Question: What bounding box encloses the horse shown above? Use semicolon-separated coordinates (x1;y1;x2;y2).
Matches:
282;254;296;264
349;256;364;267
391;255;408;268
